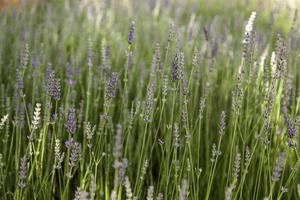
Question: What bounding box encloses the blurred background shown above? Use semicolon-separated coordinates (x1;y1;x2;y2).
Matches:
0;0;300;10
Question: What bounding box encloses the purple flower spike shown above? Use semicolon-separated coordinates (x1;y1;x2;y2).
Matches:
45;65;61;100
128;21;135;45
106;72;118;100
66;108;77;135
287;122;296;138
31;57;40;69
66;64;77;87
288;139;297;148
203;26;209;41
171;52;180;81
65;137;74;148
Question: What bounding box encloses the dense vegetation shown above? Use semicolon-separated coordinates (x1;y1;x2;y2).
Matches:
0;0;299;199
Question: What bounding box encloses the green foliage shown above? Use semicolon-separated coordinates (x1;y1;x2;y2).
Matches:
0;0;299;199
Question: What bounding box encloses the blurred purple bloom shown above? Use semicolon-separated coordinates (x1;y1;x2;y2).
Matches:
171;52;179;81
163;0;169;7
287;122;296;138
211;42;218;58
31;57;40;69
66;64;77;87
106;72;118;100
65;137;74;148
68;139;82;167
66;108;77;135
203;26;209;41
51;112;58;123
45;65;61;100
16;68;24;91
128;21;135;45
53;78;61;101
288;139;297;148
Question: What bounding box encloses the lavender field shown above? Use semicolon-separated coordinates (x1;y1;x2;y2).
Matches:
0;0;300;199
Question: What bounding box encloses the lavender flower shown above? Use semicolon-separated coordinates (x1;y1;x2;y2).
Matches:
203;26;209;41
244;12;256;36
162;75;168;98
140;159;149;181
124;176;133;199
243;11;257;58
219;111;226;135
173;123;180;148
49;112;58;125
157;193;164;200
86;122;96;149
179;51;189;95
66;108;77;135
112;126;126;186
116;158;128;185
0;114;8;130
128;21;135;45
53;78;61;100
179;179;188;200
31;56;40;69
287;121;297;147
111;191;117;200
211;143;222;163
46;66;55;95
31;103;41;130
225;184;235;200
153;43;162;71
211;42;218;58
245;146;251;167
65;137;75;148
21;43;29;70
13;87;25;128
232;71;244;114
45;65;61;100
106;72;118;100
146;185;154;200
166;23;174;52
74;187;89;200
233;153;241;178
144;83;155;122
89;175;96;200
66;64;77;87
287;121;296;138
125;50;134;71
272;152;286;182
288;139;298;148
113;124;123;165
171;52;180;81
69;140;82;167
54;139;65;169
192;47;200;80
198;82;210;119
18;155;27;188
181;103;188;130
16;68;24;91
275;35;287;77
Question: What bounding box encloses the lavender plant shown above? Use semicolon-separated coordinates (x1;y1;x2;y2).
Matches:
0;0;299;200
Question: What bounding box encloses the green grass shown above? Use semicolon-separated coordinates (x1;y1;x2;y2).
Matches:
0;0;299;199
